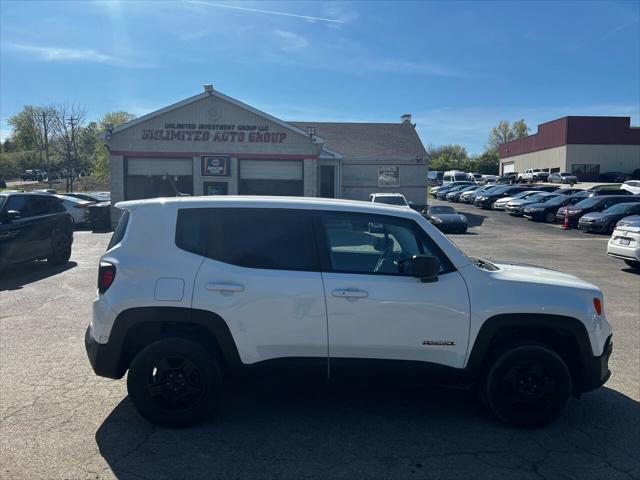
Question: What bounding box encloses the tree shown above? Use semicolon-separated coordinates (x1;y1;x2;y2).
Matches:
427;144;469;171
91;111;136;182
511;119;529;139
487;119;530;150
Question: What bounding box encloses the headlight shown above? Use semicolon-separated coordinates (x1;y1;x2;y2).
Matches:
528;207;544;212
568;209;582;215
432;217;443;223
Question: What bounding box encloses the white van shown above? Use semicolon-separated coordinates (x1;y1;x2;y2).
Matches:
443;170;469;185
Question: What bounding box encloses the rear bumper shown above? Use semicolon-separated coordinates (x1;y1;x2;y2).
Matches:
581;335;613;392
85;326;123;379
607;242;640;262
578;222;608;232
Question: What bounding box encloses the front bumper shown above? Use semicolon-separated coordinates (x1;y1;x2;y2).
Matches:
475;198;494;208
581;335;613;392
523;210;546;220
435;223;468;233
578;221;608;232
505;206;525;215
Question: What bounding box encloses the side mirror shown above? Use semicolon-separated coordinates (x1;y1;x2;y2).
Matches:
410;255;440;283
408;201;415;209
3;210;21;222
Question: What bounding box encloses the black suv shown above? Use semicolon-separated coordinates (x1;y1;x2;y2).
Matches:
0;193;74;270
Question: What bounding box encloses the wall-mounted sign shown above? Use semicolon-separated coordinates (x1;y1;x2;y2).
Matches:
203;182;228;195
202;156;230;176
141;123;287;143
378;166;400;187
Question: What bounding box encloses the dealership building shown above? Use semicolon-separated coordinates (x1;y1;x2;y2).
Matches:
106;86;428;219
499;116;640;180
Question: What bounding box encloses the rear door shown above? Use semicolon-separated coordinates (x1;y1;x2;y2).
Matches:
25;195;60;257
316;211;470;379
191;207;328;375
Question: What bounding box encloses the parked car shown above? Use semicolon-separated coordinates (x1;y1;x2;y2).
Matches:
632;169;640;180
530;185;560;193
0;179;6;189
462;184;500;204
21;169;46;182
467;172;483;183
63;192;110;203
620;180;640;195
505;192;558;216
497;172;519;184
437;184;470;200
553;188;584;196
474;186;528;209
85;196;612;429
445;185;479;202
548;172;578;184
493;190;541;211
430;181;473;197
599;172;631;183
427;171;443;186
607;216;640;270
556;195;640;227
578;202;640;234
369;193;411;207
586;188;633;196
480;175;499;184
53;194;92;225
0;192;73;269
422;205;468;233
518;169;546;183
523;193;590;223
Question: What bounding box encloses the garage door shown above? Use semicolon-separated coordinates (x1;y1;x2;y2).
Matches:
502;162;515;174
127;158;193;176
240;160;302;180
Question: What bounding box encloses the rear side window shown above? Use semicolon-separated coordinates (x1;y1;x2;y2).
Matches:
177;208;318;271
27;195;53;215
108;210;129;250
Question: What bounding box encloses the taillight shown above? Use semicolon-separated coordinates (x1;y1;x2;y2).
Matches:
98;262;116;294
593;298;602;316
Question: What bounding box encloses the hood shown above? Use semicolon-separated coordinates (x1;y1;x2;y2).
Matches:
495;196;514;204
580;212;609;221
492;261;598;291
524;202;547;210
435;213;467;223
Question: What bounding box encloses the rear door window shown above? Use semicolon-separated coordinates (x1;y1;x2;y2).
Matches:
178;208;319;271
27;195;53;216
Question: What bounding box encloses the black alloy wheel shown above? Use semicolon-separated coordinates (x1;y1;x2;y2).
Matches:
482;344;572;429
47;233;72;266
127;338;222;428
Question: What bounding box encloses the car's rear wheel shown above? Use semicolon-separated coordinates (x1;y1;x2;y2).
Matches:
127;338;222;428
481;344;572;429
47;233;72;266
545;212;556;223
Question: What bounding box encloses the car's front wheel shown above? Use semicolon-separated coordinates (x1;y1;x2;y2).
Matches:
127;338;222;428
47;232;72;266
481;344;572;429
545;212;556;223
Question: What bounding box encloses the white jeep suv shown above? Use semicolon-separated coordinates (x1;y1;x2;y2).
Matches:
86;196;612;429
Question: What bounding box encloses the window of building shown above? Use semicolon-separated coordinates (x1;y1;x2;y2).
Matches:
378;166;400;187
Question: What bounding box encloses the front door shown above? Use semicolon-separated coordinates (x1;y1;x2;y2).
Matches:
319;165;336;198
190;207;328;376
316;211;470;379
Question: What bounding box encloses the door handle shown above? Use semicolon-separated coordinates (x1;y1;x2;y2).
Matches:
207;283;244;292
332;288;368;298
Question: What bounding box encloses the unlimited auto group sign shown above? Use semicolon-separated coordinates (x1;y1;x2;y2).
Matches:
141;123;288;144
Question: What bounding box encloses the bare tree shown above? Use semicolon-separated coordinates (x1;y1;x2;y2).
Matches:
50;104;86;191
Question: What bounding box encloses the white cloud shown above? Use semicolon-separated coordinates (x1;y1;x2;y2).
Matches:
3;43;156;68
0;129;11;143
273;30;309;52
185;1;344;23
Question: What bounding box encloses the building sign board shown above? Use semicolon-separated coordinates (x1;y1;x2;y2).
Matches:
202;156;230;176
142;123;287;144
378;166;400;187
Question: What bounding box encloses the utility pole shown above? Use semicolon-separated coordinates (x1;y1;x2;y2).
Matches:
67;116;78;192
42;111;52;189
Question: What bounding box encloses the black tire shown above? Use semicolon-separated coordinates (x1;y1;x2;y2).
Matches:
624;260;640;270
127;338;222;428
481;344;572;429
47;233;72;266
545;212;556;223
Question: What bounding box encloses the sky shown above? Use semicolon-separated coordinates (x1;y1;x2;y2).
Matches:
1;0;639;154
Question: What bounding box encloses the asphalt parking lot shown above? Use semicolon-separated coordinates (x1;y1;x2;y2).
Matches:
1;209;639;480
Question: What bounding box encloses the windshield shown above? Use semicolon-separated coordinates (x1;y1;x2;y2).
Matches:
429;206;456;214
575;197;603;208
374;196;406;206
604;203;640;214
